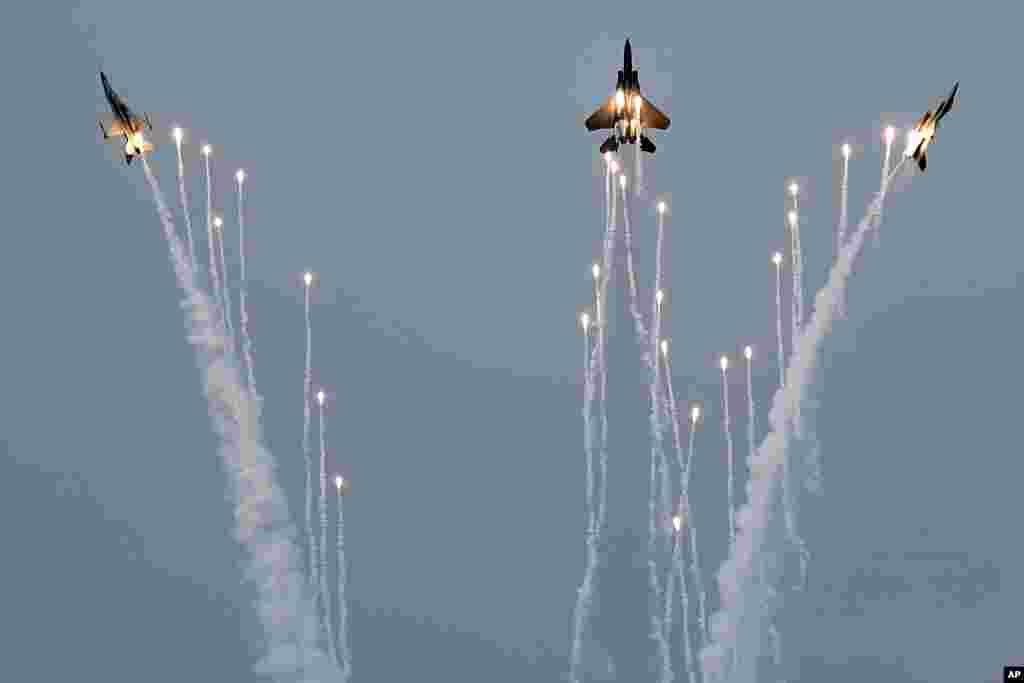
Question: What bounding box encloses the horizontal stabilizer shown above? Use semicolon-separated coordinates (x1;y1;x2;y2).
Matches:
918;151;927;172
599;136;620;155
640;134;656;154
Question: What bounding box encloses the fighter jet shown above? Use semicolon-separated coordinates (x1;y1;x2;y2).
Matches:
98;71;154;165
906;81;958;172
584;39;670;155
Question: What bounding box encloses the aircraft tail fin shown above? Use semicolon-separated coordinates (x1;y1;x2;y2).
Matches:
125;153;134;166
917;151;927;172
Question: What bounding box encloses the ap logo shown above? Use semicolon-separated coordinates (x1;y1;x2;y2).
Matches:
1006;666;1024;681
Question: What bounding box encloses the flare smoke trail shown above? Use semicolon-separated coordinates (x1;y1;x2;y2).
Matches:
773;256;785;389
664;355;699;683
669;527;697;683
721;361;736;550
619;180;650;350
620;180;672;683
318;401;339;666
303;282;318;611
745;351;755;481
583;327;595;552
215;220;237;352
173;138;196;269
336;483;352;681
835;151;851;318
652;207;672;537
876;131;894;245
236;175;259;397
665;357;708;648
140;157;338;680
698;162;905;682
759;557;784;682
837;154;850;255
789;194;804;340
568;331;602;683
569;168;614;683
204;152;223;315
635;132;644;196
597;166;616;535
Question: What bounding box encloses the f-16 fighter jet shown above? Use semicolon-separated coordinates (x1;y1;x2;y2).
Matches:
584;39;670;155
98;72;154;165
906;81;958;172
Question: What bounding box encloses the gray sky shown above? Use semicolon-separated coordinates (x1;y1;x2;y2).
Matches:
0;1;1021;681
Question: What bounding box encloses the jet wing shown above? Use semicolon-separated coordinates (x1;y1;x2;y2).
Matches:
936;84;958;121
585;97;617;131
640;95;670;130
99;116;126;139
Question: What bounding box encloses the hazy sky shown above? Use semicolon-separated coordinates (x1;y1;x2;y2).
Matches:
1;1;1021;681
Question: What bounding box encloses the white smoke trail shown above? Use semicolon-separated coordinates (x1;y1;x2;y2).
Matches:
837;154;850;254
236;174;259;397
215;219;237;352
669;526;697;683
583;328;595;551
597;167;617;535
568;170;614;683
173;137;196;269
665;356;708;649
635;133;644;196
698;162;905;682
721;361;736;551
620;179;672;682
303;282;318;608
788;199;803;356
619;179;650;350
140;157;338;680
663;352;698;683
835;151;851;319
318;399;338;666
568;337;602;683
876;130;893;246
773;255;785;389
759;557;784;683
745;350;755;479
335;482;352;681
204;152;223;316
653;208;672;547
